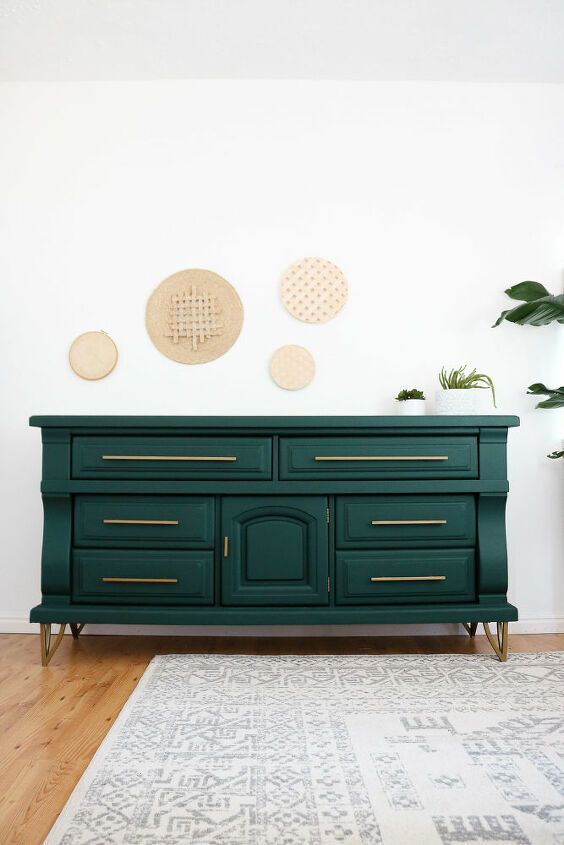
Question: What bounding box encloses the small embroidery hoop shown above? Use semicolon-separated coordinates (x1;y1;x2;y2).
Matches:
68;331;118;380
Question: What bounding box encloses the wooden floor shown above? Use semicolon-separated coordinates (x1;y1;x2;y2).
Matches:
0;632;562;844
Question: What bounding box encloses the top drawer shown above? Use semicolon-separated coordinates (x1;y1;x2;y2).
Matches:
72;437;272;479
279;437;477;480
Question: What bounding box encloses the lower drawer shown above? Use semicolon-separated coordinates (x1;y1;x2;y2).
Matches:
72;550;214;604
335;549;475;604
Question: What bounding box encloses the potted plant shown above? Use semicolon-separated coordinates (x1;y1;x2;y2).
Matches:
395;388;426;415
493;280;563;458
435;365;497;415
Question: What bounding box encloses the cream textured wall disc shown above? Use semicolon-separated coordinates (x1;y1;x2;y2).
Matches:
146;269;244;364
280;257;348;323
269;345;315;390
69;331;118;380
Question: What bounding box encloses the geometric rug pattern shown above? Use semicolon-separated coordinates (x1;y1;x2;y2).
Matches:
44;653;564;844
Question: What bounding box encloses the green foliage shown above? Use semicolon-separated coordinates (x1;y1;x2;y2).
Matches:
438;366;497;407
395;388;425;401
493;280;563;458
493;281;564;327
527;383;564;410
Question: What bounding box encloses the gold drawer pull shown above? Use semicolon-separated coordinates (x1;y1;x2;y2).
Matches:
102;455;237;462
370;575;446;582
102;577;178;584
314;455;448;461
371;520;447;526
103;519;179;525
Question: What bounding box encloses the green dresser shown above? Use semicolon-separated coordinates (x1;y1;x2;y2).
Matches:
29;415;519;664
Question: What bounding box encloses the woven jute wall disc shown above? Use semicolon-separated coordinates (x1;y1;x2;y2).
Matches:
146;269;244;364
269;345;315;390
280;257;348;323
69;331;118;380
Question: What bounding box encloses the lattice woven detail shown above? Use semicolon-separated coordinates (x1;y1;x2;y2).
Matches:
164;286;224;350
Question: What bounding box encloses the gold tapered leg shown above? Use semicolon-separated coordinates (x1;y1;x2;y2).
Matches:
40;623;67;666
70;623;85;640
483;621;509;662
462;622;478;638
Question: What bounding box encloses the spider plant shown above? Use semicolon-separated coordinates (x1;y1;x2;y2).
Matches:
439;365;497;408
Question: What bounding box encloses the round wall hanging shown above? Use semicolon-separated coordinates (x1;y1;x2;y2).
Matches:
146;269;244;364
68;331;118;380
280;257;348;323
269;345;315;390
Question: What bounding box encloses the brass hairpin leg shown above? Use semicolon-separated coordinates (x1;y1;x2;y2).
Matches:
70;623;85;640
483;621;509;662
462;622;478;638
40;623;67;666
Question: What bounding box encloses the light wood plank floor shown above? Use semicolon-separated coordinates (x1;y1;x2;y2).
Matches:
0;632;562;844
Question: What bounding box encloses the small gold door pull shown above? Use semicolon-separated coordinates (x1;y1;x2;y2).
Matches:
102;455;237;462
371;519;447;526
314;455;448;461
370;575;446;582
223;536;229;557
102;577;178;584
103;519;179;525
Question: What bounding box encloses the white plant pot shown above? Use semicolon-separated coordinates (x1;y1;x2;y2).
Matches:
434;389;477;415
396;399;426;416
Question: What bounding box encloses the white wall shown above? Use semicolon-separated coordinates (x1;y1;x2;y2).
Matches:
0;80;562;635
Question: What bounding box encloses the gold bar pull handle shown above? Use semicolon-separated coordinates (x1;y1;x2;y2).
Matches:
102;455;237;462
103;519;180;525
102;577;178;584
371;520;447;526
314;455;448;461
223;536;229;557
370;575;446;582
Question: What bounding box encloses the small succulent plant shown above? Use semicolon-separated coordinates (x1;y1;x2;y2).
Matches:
395;388;425;401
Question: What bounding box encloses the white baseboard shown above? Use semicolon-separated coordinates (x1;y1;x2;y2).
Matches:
2;617;564;636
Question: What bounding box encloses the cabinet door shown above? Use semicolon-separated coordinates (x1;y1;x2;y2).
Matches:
221;496;329;605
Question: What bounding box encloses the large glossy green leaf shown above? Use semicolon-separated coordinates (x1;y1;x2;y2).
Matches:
505;281;550;301
493;293;564;327
527;383;564;409
548;450;564;460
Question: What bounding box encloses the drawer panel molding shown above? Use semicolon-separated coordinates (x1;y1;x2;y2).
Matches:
336;549;475;604
73;549;214;604
336;495;476;548
73;437;272;479
280;437;478;480
74;496;214;548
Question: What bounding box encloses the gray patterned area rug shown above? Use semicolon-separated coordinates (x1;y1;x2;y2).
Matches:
45;653;564;845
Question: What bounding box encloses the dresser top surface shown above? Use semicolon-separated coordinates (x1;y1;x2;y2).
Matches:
29;415;520;429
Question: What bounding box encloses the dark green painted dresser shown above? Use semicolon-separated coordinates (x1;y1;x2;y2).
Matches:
29;415;519;664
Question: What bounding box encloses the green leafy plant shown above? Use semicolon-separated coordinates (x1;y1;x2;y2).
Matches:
527;383;564;410
493;281;564;327
396;388;425;401
438;365;497;407
494;281;563;458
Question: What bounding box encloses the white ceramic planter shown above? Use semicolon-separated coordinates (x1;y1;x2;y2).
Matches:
434;388;477;415
396;399;426;416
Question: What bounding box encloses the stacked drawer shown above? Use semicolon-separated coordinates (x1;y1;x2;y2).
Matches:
278;434;479;606
71;436;272;606
73;496;216;604
334;495;476;604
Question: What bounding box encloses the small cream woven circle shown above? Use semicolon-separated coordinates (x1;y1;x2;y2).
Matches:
69;331;118;380
280;257;348;323
269;345;315;391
